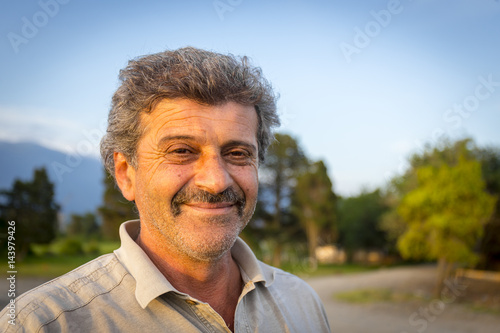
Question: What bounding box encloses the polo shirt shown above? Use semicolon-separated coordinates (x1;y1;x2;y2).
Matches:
1;220;331;332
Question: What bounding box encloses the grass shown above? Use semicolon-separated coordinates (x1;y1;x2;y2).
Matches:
467;303;500;316
334;288;421;304
16;240;121;278
282;262;382;278
18;254;103;278
30;239;120;257
334;288;500;316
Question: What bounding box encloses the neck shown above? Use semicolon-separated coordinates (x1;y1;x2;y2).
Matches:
136;226;242;330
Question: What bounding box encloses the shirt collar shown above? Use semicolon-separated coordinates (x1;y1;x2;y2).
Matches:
231;235;275;287
114;220;275;309
114;220;175;308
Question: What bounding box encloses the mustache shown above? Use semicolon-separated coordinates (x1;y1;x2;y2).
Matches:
171;186;246;216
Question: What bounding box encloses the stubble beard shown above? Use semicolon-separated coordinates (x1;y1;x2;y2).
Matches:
144;186;256;263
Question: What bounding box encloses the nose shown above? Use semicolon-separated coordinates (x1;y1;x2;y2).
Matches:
194;153;233;194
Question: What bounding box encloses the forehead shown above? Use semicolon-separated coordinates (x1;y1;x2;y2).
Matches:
140;99;258;143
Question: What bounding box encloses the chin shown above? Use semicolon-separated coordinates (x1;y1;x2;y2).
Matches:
180;226;242;262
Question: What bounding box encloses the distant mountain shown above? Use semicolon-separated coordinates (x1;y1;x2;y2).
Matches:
0;141;104;219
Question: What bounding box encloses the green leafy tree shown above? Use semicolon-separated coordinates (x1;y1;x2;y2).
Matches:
381;139;480;254
245;133;308;267
337;189;388;262
475;147;500;270
0;168;59;259
66;212;100;238
397;153;496;295
98;169;137;241
379;173;419;256
292;160;337;268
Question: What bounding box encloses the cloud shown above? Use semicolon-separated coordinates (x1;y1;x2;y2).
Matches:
0;105;100;156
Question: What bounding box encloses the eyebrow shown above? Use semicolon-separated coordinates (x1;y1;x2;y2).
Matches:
223;140;258;154
158;135;196;146
158;136;257;153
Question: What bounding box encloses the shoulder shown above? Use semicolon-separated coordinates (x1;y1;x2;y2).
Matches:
1;253;130;332
258;261;316;291
257;261;324;305
249;261;331;332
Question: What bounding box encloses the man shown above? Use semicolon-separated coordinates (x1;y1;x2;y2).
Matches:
1;47;330;332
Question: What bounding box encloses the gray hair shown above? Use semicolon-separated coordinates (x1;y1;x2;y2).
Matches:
100;46;280;178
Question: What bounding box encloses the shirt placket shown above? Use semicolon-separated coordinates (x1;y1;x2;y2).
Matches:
183;298;232;333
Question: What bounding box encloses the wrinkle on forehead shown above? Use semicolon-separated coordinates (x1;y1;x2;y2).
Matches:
140;99;258;145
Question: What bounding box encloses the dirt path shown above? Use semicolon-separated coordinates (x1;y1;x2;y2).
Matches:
2;265;500;332
305;265;500;333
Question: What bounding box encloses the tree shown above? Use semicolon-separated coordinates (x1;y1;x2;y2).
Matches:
98;169;138;241
380;139;484;254
292;160;337;268
66;212;100;238
245;133;308;267
0;167;59;259
473;147;500;270
337;189;388;262
379;175;416;256
397;152;496;295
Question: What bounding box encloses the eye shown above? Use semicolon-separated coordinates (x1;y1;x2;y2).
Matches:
164;145;198;164
229;150;246;157
224;148;254;165
166;144;195;155
171;148;192;154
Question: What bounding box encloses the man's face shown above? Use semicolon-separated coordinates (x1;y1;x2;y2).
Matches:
126;99;259;262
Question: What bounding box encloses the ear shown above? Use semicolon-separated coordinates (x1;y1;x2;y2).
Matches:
114;152;136;201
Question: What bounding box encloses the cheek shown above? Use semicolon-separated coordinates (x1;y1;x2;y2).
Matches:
238;171;259;200
163;167;195;197
137;164;191;200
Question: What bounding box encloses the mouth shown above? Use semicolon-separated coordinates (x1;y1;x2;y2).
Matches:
183;202;236;213
171;187;246;217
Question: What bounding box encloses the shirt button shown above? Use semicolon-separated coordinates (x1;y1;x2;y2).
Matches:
186;300;197;305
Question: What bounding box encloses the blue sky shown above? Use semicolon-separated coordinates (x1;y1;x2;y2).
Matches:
1;0;500;196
